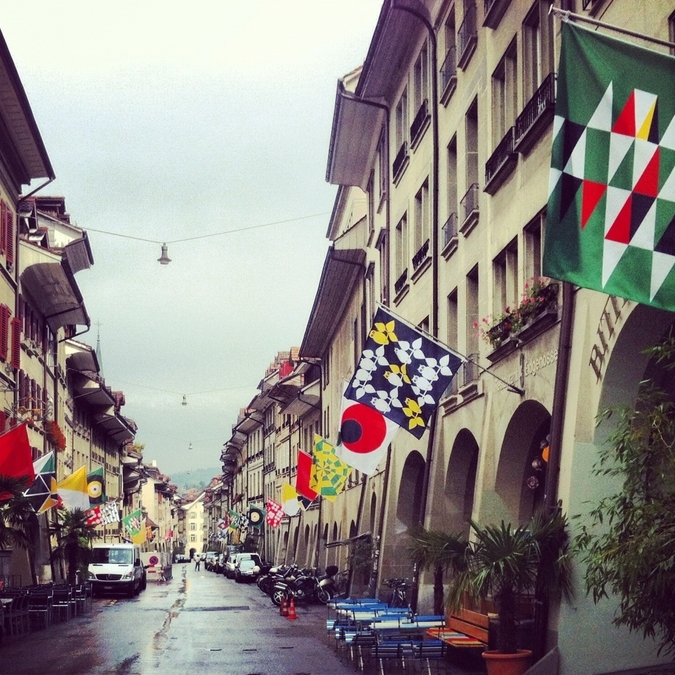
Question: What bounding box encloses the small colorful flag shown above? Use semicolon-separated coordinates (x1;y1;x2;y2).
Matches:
545;22;675;311
57;466;90;511
295;450;318;501
23;451;59;514
282;483;300;516
85;504;103;527
100;500;120;524
310;435;351;501
87;467;105;505
248;507;265;528
0;423;36;498
228;510;240;532
265;499;283;527
122;508;146;544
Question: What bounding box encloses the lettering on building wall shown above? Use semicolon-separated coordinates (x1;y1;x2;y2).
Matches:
589;296;628;383
496;349;559;391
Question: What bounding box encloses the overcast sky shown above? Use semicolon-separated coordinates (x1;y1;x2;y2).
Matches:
1;1;382;477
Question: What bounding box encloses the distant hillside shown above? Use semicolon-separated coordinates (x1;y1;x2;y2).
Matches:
170;467;222;493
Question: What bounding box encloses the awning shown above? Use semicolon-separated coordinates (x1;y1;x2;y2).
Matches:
300;247;365;359
63;234;94;273
279;379;320;416
234;410;264;435
21;260;89;333
66;349;99;375
91;411;136;443
71;374;115;407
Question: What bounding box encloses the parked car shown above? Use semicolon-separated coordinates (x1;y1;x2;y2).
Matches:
225;552;261;579
235;557;261;583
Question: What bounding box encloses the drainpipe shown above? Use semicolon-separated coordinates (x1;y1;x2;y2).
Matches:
533;281;575;661
389;0;440;614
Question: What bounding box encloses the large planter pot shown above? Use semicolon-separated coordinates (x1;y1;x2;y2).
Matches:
482;649;532;675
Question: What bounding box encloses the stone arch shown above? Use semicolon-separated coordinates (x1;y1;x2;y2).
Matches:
349;520;357;538
495;400;551;524
444;429;479;537
396;450;426;530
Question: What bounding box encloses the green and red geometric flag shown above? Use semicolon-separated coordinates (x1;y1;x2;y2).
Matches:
23;451;59;514
545;21;675;311
309;435;351;502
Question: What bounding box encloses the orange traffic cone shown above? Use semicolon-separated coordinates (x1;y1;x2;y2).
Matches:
280;596;288;616
287;597;298;620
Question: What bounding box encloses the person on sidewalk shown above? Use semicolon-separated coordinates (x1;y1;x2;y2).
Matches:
194;555;201;571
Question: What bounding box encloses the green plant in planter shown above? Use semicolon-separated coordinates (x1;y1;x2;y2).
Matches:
447;509;573;655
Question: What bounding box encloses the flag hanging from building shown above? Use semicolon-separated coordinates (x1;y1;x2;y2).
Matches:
228;510;240;532
57;466;90;511
310;435;351;501
0;423;36;499
85;501;119;527
248;506;265;528
345;308;463;439
281;483;300;516
86;467;106;506
122;508;146;545
545;21;675;311
295;450;318;501
265;499;283;527
85;504;104;527
23;451;59;514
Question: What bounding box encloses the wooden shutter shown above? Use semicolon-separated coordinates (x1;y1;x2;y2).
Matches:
10;316;21;369
4;206;14;265
0;201;6;255
0;304;9;360
0;410;6;433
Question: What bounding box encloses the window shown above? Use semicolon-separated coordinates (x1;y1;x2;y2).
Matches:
395;213;409;282
493;239;518;315
525;212;545;281
440;10;457;101
523;2;554;102
466;266;479;357
0;304;10;361
376;131;387;203
466;99;478;189
447;289;459;351
414;180;430;259
395;88;408;150
413;44;429;113
190;535;196;542
492;40;518;145
190;523;196;531
447;137;458;221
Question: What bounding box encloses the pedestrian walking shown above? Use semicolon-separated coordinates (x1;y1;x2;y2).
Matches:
194;555;201;571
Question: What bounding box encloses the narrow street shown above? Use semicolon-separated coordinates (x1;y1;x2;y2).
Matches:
0;564;362;675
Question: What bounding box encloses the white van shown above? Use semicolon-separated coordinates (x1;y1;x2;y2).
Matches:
87;543;147;597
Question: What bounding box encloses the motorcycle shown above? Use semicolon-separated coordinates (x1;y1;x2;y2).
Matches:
271;568;318;606
315;565;339;604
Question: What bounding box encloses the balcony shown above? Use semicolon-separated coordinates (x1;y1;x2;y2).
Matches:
457;3;477;70
392;142;409;183
394;269;408;296
483;0;511;29
514;73;555;155
441;213;458;258
460;183;480;235
412;239;430;278
410;99;430;149
439;47;457;105
484;127;516;195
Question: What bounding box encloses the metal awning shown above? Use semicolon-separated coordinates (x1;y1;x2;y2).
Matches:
66;349;99;375
279;379;320;416
71;375;115;407
21;260;89;333
63;234;94;273
91;411;136;443
234;410;263;435
300;247;365;359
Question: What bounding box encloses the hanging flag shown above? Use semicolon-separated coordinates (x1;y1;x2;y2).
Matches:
545;21;675;311
265;499;283;528
85;505;103;527
100;500;120;524
310;435;351;501
122;508;147;544
281;483;300;516
228;510;240;532
0;423;36;499
23;451;59;514
295;450;318;501
335;395;398;475
247;507;265;528
86;467;106;506
345;307;463;438
57;466;90;511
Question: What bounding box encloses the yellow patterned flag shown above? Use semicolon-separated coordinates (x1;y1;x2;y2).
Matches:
310;435;352;502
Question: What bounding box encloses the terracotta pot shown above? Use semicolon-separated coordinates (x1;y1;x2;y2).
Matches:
482;649;532;675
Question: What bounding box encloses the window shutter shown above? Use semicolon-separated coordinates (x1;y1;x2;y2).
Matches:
0;305;9;360
5;207;14;265
0;410;6;433
18;369;26;407
0;201;6;254
10;316;21;369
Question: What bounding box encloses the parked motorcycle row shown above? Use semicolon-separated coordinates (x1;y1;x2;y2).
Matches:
255;563;341;606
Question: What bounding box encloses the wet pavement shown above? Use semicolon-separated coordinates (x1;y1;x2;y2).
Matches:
0;564;485;675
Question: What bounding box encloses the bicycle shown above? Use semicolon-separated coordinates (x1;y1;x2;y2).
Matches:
384;577;409;608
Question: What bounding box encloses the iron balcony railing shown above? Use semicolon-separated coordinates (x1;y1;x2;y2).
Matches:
440;46;457;98
392;141;409;181
461;183;480;225
394;269;408;295
442;213;458;249
514;73;555;145
485;127;515;186
410;99;430;144
458;3;477;69
412;239;430;271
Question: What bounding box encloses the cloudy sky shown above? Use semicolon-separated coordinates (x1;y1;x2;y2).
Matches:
2;1;382;476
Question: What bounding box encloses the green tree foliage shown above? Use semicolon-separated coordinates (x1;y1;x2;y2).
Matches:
50;508;95;584
0;475;37;551
577;336;675;655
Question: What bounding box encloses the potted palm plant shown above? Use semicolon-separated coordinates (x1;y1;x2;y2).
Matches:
50;508;95;584
450;509;573;675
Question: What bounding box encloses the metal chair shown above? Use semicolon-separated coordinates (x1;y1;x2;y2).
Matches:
28;589;53;630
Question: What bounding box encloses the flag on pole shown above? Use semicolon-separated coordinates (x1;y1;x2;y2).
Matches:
248;506;265;528
228;510;240;533
265;499;283;527
545;21;675;311
281;483;300;516
57;466;90;511
23;451;59;514
0;423;36;498
295;450;318;501
122;508;146;544
85;504;104;527
100;500;120;524
86;467;105;505
310;435;351;501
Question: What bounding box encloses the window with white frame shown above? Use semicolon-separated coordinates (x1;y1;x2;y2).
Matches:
493;239;518;315
525;212;545;281
492;40;518;145
523;1;554;102
413;43;429;114
414;179;430;259
395;87;408;151
395;213;409;282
